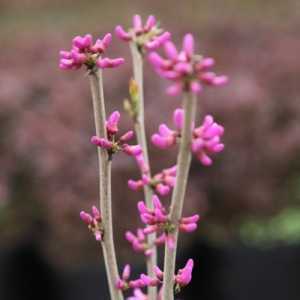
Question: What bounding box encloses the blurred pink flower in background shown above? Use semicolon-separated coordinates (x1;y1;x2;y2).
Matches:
59;33;124;70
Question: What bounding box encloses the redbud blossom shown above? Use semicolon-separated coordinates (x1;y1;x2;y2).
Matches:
79;211;93;224
136;195;200;250
116;264;132;290
123;145;143;156
79;206;103;242
151;109;182;149
192;115;225;166
148;33;227;95
137;195;176;250
128;164;177;197
152;260;194;292
151;124;177;149
138;195;168;226
106;111;120;135
115;14;171;51
91;111;141;158
59;33;124;71
134;154;150;174
140;274;159;287
125;229;153;257
175;259;194;287
152;109;225;166
154;266;164;281
116;265;159;292
127;288;148;300
179;214;200;233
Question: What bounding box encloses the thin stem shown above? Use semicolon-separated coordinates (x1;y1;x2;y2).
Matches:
162;92;197;300
130;43;157;300
89;69;124;300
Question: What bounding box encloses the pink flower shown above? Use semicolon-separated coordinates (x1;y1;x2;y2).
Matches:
140;274;159;287
151;109;183;150
192;115;225;166
134;195;200;250
127;288;148;300
116;265;159;292
134;154;150;174
116;264;132;290
151;165;177;196
91;111;141;158
79;206;103;242
148;33;228;95
151;124;177;149
128;179;144;191
59;33;124;71
127;287;163;300
136;195;177;250
115;15;170;51
128;164;176;197
123;145;143;156
175;259;194;287
125;229;153;257
138;195;168;226
154;265;164;281
97;57;125;69
179;214;200;233
106;110;120;135
152;109;225;166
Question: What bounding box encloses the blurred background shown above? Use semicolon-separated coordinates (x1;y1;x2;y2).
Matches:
1;0;300;299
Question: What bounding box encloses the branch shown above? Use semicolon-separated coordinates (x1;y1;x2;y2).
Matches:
162;92;197;300
130;43;157;300
89;69;124;300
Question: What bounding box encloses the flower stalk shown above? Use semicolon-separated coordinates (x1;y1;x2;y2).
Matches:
162;92;197;300
89;69;124;300
130;42;157;300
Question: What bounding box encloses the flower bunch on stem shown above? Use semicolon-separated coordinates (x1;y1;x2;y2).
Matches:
60;14;227;300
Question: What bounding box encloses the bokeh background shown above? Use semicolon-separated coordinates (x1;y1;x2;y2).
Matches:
1;0;300;299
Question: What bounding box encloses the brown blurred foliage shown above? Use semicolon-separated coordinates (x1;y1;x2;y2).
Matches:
0;0;300;267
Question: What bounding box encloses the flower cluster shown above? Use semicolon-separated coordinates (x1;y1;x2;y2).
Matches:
91;111;142;158
118;259;194;297
115;15;171;51
116;265;159;291
80;206;103;241
128;164;177;197
125;228;153;257
137;195;200;250
151;108;183;149
59;33;124;71
154;259;194;290
152;109;224;166
192;114;225;166
125;227;166;257
148;33;228;95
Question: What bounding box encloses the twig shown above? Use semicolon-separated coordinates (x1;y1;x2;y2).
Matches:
89;69;124;300
130;43;157;300
162;92;197;300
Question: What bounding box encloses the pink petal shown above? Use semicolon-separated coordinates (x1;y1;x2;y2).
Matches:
145;15;156;31
183;33;194;57
132;14;143;31
164;41;178;60
173;108;184;130
115;25;132;41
